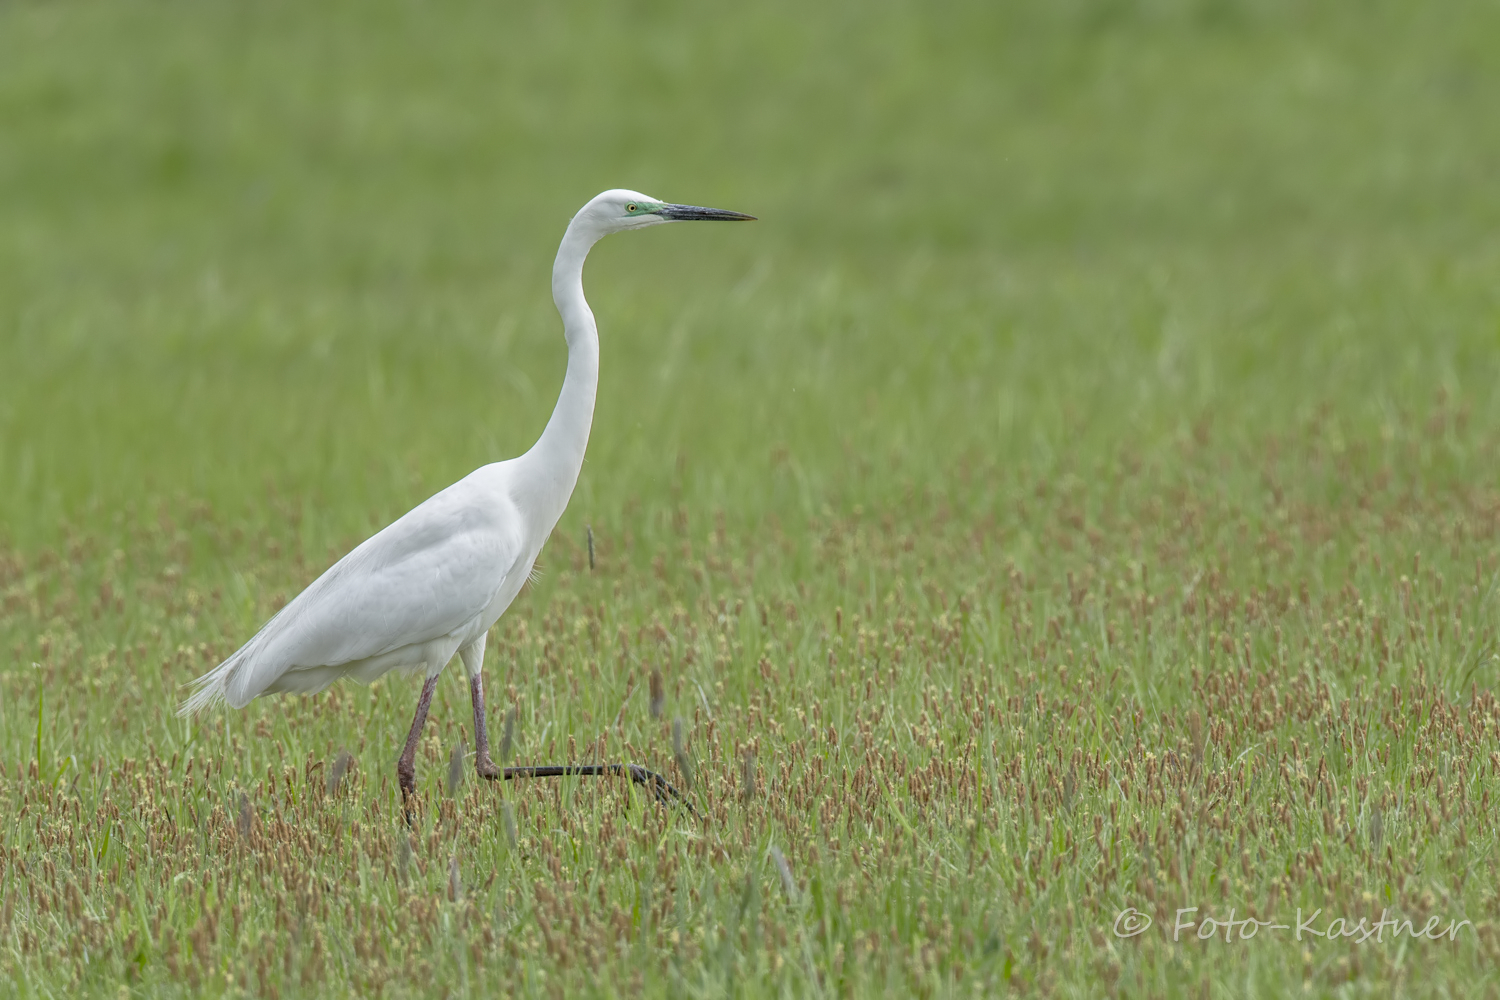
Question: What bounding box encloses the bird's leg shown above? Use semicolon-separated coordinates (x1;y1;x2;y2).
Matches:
470;673;503;780
397;674;440;824
500;764;699;820
459;634;693;815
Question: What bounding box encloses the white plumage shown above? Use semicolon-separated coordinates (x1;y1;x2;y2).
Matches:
180;189;754;811
182;465;527;711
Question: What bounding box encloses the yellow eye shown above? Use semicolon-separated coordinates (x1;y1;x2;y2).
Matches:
626;203;638;213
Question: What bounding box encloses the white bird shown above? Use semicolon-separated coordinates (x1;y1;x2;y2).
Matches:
181;189;754;815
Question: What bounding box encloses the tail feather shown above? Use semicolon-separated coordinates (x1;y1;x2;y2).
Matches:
177;652;241;717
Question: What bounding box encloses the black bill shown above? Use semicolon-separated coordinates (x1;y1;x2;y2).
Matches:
659;204;757;222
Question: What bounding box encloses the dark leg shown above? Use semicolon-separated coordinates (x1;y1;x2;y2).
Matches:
469;659;695;819
471;673;503;779
397;674;440;824
500;763;699;820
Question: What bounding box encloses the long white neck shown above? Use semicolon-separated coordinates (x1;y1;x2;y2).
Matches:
515;217;603;532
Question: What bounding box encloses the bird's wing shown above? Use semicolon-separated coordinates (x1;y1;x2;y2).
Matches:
219;476;525;707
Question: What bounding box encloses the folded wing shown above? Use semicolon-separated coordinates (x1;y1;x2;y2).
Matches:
182;478;524;713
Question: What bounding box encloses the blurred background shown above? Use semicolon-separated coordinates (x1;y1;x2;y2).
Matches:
5;7;1500;993
2;0;1498;552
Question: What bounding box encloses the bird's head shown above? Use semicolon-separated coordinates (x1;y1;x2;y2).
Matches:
578;189;756;236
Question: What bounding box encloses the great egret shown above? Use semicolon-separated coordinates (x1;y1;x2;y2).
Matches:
181;190;754;816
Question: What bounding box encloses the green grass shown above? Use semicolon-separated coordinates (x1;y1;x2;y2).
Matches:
4;0;1500;996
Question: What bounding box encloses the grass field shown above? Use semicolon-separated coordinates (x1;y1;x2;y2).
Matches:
4;1;1500;996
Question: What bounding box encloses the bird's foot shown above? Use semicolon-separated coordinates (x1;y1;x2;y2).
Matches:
475;754;503;781
621;764;694;813
498;763;698;820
